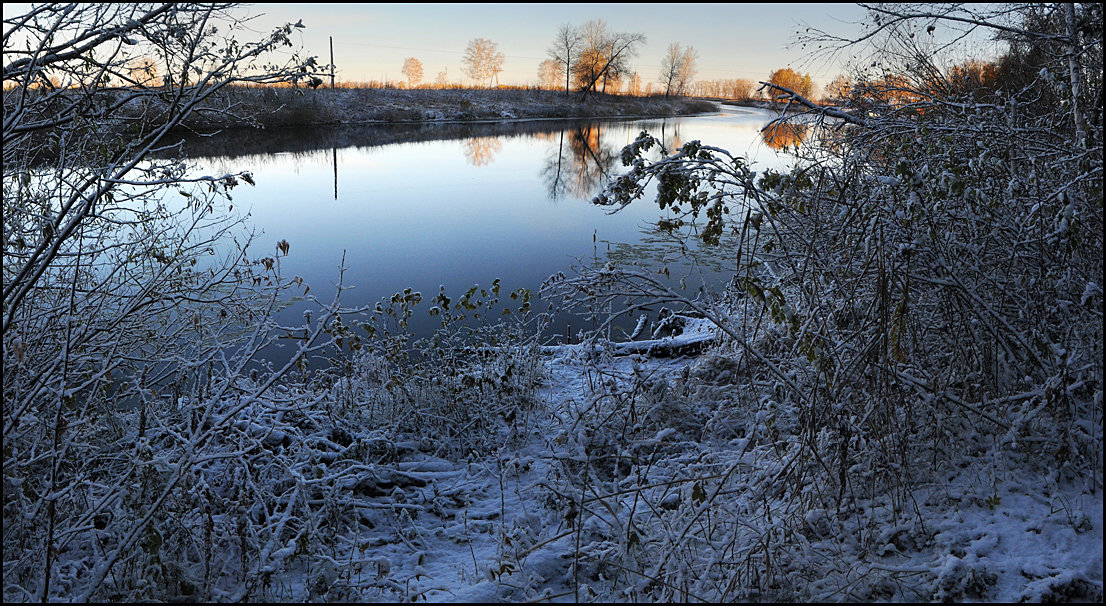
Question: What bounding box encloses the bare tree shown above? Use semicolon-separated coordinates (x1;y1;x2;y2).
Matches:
658;43;681;97
573;19;645;99
401;56;423;88
538;58;564;90
658;43;697;97
694;78;755;99
1;5;368;601
822;73;851;102
462;37;505;88
676;45;698;95
125;56;162;87
548;22;581;94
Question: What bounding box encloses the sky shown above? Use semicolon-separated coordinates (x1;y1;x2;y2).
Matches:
241;3;873;89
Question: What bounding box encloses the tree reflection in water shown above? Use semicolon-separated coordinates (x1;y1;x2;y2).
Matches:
541;124;645;200
461;136;504;167
540;119;688;201
761;122;809;151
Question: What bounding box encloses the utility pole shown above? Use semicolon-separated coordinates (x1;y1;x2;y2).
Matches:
329;36;335;88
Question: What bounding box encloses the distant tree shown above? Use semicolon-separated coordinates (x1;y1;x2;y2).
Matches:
462;38;505;88
658;43;698;97
677;45;698;96
402;57;423;88
435;68;449;87
573;19;644;99
658;43;681;97
729;78;754;100
538;58;564;90
853;73;919;106
548;23;581;94
691;78;754;100
125;56;161;87
629;71;642;96
767;67;815;101
823;73;851;103
943;58;1002;97
606;71;624;94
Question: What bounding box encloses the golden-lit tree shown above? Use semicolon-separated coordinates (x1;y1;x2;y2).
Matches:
944;58;1002;96
693;78;755;100
729;78;754;100
573;19;644;98
855;73;920;107
538;58;564;90
126;56;161;87
823;74;851;103
462;38;505;88
678;46;698;95
767;67;815;101
401;57;423;88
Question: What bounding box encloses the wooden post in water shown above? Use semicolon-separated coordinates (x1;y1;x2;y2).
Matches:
329;36;335;88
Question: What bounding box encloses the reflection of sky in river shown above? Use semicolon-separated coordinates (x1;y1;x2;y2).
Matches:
187;107;795;355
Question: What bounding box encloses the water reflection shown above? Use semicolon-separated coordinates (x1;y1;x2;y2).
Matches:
540;122;689;201
461;136;503;167
160;108;786;363
761;122;809;151
162;118;621;163
541;125;618;200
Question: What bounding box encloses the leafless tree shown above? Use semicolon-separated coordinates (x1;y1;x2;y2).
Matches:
676;45;698;96
658;43;681;97
572;19;644;99
822;73;851;102
659;43;698;97
693;78;755;99
548;23;581;94
462;37;505;88
538;58;564;90
401;56;423;88
1;4;370;601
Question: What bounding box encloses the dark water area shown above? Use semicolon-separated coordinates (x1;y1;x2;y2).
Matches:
172;106;795;367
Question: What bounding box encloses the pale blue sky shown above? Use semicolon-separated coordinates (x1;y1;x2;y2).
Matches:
244;3;872;89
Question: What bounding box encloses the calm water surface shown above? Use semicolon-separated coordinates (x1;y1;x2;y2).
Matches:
183;106;794;353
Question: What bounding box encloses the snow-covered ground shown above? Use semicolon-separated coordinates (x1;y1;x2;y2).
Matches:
177;87;720;128
226;337;1102;602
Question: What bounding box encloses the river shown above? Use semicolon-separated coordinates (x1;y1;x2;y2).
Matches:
175;105;795;361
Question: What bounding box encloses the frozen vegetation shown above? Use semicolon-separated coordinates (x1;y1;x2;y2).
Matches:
3;3;1102;603
147;86;721;129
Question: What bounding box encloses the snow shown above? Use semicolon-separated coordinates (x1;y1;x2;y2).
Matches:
170;87;720;130
200;344;1097;602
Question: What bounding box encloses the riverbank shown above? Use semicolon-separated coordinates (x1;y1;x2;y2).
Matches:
180;86;720;129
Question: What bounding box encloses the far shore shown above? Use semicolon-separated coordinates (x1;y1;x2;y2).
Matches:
177;86;732;129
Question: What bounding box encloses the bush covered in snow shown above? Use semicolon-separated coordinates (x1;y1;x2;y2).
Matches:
4;3;1100;603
